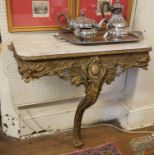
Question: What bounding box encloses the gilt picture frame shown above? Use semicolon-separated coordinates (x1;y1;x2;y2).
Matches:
6;0;74;32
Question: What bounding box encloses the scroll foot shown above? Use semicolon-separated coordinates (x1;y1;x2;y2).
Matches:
73;137;84;148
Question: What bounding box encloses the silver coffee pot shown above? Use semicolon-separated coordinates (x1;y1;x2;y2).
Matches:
100;0;128;39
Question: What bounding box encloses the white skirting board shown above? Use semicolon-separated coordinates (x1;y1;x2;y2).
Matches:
18;96;154;138
19;93;127;138
119;105;154;130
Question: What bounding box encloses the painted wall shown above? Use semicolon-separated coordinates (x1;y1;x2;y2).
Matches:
119;0;154;129
0;0;153;138
123;0;154;107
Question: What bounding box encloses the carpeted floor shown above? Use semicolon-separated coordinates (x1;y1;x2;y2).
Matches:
0;121;153;155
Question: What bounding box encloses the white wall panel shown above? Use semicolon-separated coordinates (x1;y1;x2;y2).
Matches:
119;0;154;129
122;0;154;109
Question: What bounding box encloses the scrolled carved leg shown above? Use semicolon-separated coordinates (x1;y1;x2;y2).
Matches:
73;83;103;147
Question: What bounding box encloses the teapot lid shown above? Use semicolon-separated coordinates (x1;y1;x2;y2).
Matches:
70;11;97;28
113;0;123;9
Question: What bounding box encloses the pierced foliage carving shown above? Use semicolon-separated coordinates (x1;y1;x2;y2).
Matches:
15;53;150;84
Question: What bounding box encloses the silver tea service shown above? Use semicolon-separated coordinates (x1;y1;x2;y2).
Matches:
56;0;143;43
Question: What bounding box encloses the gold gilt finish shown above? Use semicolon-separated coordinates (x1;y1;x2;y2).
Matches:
5;0;74;32
11;45;151;147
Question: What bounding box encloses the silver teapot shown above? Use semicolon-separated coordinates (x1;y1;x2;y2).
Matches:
100;0;128;39
57;11;105;40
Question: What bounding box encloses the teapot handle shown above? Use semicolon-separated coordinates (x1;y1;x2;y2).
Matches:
56;13;71;31
100;1;112;18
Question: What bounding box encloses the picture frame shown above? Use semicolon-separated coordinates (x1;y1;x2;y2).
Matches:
6;0;74;32
75;0;133;25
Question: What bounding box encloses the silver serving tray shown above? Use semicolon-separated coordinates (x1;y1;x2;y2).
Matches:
56;31;143;45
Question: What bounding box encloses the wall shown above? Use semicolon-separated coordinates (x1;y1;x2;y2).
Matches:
0;0;153;138
119;0;154;129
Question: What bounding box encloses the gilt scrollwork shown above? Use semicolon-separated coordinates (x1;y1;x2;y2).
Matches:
16;54;149;83
14;51;150;147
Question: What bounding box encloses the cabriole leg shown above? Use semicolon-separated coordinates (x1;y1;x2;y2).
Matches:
73;83;102;147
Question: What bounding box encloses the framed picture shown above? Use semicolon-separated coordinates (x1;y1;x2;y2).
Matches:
6;0;74;32
75;0;133;25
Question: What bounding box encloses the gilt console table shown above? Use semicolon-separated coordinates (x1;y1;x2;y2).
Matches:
10;36;151;147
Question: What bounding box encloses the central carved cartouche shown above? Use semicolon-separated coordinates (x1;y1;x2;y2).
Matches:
90;63;101;76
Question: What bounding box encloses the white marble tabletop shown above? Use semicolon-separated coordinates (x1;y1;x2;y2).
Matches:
12;35;152;60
